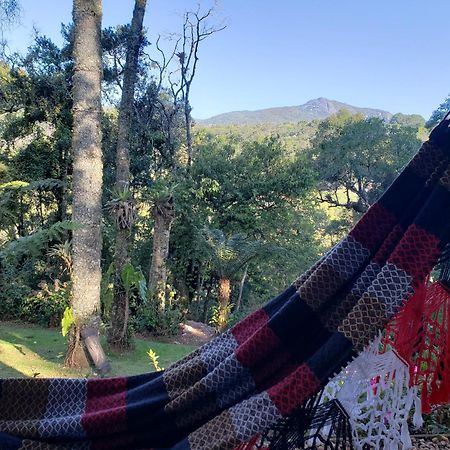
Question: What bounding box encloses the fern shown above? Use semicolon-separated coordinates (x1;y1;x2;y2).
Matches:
0;178;64;226
0;178;63;193
0;221;78;259
199;226;282;278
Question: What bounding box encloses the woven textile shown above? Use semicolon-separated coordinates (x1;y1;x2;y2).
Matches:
2;118;450;450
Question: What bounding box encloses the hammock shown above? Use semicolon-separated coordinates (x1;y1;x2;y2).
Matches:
2;116;450;450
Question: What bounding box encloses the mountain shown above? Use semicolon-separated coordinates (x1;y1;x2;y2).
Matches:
197;97;393;126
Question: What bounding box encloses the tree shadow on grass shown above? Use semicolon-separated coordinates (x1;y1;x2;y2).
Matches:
0;360;29;378
0;326;66;363
0;325;76;378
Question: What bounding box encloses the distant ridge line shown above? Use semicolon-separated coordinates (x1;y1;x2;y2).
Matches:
197;97;393;126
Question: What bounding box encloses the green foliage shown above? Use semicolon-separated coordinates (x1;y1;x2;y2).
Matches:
309;111;422;214
147;348;164;371
147;178;176;204
13;139;61;181
420;406;450;434
1;221;78;260
114;262;182;336
47;240;72;275
168;131;322;316
100;262;115;319
134;302;182;337
101;24;151;92
0;259;33;319
61;306;75;337
0;22;428;341
109;187;133;202
209;302;234;332
191;135;315;234
21;280;70;327
121;262;146;297
426;95;450;129
0;0;19;24
0;178;63;233
390;112;425;128
199;227;278;279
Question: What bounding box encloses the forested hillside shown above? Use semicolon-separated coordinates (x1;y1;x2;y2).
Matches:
197;97;394;125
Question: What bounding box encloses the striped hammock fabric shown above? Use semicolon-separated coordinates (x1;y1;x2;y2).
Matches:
2;117;450;450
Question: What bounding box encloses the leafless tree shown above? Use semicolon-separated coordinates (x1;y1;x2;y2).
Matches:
122;5;224;314
176;5;225;168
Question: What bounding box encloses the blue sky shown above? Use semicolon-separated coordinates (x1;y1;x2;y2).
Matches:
5;0;450;119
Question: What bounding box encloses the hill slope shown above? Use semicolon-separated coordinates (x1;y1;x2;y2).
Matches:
198;97;393;126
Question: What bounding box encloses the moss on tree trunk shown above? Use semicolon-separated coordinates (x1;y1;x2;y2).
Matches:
66;0;109;374
108;0;147;351
148;197;175;312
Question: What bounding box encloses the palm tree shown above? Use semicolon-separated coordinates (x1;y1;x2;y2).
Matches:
200;228;273;332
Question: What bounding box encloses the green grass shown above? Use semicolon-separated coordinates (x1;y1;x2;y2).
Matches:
0;321;196;378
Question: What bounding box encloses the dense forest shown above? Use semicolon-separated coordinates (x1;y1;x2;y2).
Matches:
0;0;448;372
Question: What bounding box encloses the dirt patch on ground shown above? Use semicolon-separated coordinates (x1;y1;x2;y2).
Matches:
137;320;216;346
171;320;216;345
169;320;216;346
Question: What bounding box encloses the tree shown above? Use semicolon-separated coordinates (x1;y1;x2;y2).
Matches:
176;6;225;167
390;113;425;129
0;34;76;319
310;111;421;214
200;228;270;331
66;0;109;373
427;95;450;129
0;0;19;54
0;34;74;224
148;184;176;312
144;6;224;314
108;0;147;350
167;132;320;320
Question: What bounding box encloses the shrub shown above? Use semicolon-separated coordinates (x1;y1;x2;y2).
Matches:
133;302;182;337
21;279;70;327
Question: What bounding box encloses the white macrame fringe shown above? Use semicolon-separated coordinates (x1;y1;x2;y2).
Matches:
322;336;423;450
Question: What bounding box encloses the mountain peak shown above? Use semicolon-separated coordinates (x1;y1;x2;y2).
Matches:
198;98;393;126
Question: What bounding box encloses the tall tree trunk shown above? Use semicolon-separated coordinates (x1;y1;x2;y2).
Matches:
148;196;175;312
66;0;109;374
202;279;213;323
235;264;248;313
217;277;231;332
109;0;147;351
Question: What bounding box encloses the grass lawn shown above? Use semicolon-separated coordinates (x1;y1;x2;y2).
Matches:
0;321;197;378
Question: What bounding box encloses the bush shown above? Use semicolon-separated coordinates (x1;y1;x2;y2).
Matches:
0;281;29;320
133;303;183;337
0;258;38;320
21;279;70;327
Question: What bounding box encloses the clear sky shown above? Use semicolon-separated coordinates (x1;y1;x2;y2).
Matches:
4;0;450;120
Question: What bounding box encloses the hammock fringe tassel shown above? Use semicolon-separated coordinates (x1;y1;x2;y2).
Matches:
240;276;450;450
